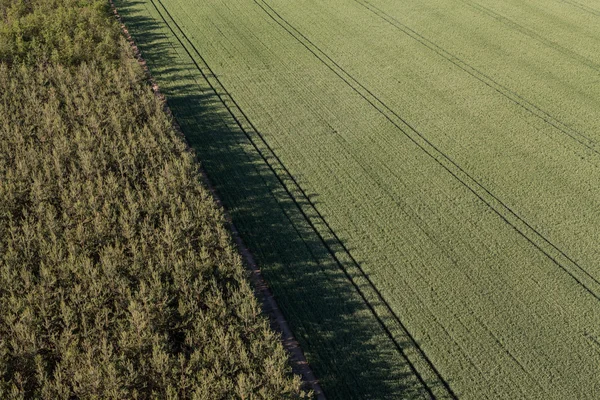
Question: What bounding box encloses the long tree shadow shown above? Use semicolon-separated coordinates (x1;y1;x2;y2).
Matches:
114;1;445;398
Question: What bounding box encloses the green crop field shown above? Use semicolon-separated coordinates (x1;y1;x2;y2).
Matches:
116;0;600;398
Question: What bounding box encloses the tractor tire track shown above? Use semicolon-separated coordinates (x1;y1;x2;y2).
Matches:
254;0;600;304
354;0;600;157
147;0;447;398
561;0;600;17
130;1;335;396
463;0;600;73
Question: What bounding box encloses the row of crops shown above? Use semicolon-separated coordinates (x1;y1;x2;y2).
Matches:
117;0;600;398
0;0;304;397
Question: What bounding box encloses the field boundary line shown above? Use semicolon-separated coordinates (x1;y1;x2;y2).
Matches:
112;1;325;397
255;0;600;302
354;0;600;157
148;0;450;398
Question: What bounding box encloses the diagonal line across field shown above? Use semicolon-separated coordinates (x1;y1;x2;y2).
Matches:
122;1;441;397
560;0;600;17
460;0;600;74
354;0;600;157
254;0;600;303
148;0;454;397
117;0;600;398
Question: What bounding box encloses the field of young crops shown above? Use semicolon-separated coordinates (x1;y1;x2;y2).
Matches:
116;0;600;398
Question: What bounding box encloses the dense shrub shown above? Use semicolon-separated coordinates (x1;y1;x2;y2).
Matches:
0;0;119;66
0;1;304;398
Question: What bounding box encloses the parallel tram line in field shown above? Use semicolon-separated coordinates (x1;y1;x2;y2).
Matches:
327;123;561;393
120;0;600;396
118;0;600;396
147;0;449;397
210;1;600;394
460;0;600;74
265;84;551;395
353;0;600;157
161;0;599;395
560;0;600;17
243;0;600;389
137;0;360;393
254;0;600;304
134;2;427;395
326;117;551;389
163;0;439;395
325;134;546;400
321;131;499;397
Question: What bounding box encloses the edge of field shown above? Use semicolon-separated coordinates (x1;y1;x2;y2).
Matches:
110;2;324;397
112;0;459;398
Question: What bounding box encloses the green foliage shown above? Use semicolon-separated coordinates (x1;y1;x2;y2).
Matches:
0;0;304;398
0;0;119;66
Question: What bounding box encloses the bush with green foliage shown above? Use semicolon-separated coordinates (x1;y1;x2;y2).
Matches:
0;0;305;398
0;0;119;66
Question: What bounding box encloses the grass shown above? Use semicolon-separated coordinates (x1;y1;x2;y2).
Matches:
0;0;305;398
114;1;436;398
116;0;600;398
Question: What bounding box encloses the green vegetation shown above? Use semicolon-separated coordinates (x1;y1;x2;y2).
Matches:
117;0;600;398
0;0;304;398
0;0;119;65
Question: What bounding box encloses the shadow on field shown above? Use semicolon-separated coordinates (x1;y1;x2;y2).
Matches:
114;1;442;398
